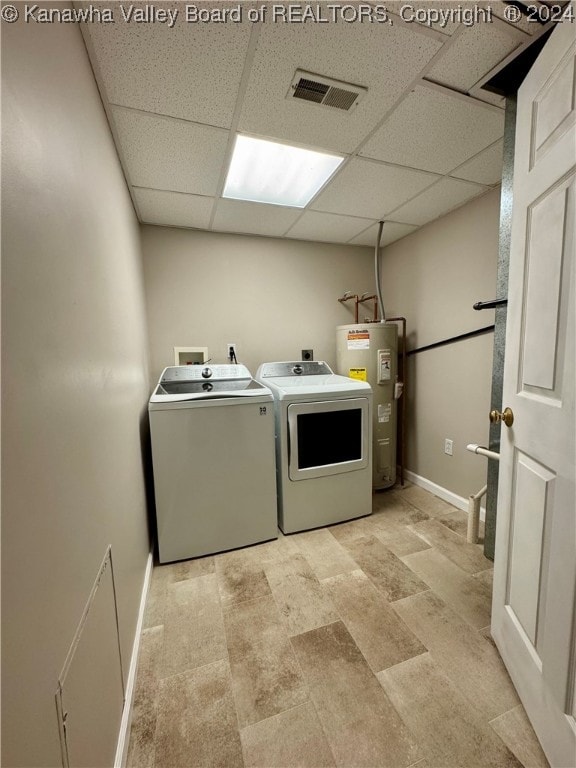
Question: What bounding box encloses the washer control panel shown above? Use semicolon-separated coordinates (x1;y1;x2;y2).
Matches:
161;364;251;382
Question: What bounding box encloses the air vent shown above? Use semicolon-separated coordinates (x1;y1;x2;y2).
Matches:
288;70;367;112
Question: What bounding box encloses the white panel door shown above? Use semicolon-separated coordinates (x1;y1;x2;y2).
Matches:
492;12;576;768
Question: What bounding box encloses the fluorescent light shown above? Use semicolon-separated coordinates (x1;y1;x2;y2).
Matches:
223;135;344;208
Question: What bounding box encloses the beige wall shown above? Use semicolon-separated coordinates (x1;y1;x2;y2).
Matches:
142;189;499;503
2;11;151;767
142;225;375;382
381;189;501;498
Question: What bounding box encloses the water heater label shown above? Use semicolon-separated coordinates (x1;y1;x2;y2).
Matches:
378;349;391;381
348;367;367;381
378;402;392;423
347;330;370;350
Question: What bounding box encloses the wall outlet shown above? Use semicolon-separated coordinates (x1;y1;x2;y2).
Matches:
301;349;313;361
444;438;453;456
227;343;237;361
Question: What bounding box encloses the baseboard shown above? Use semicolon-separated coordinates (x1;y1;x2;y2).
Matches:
114;550;154;768
403;470;486;522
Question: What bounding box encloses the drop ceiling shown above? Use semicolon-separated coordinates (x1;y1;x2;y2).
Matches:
80;1;554;248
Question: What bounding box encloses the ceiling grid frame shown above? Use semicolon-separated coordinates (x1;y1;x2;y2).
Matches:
78;2;551;247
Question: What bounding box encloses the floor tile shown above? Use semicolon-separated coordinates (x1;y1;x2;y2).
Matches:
223;595;309;728
291;528;358;580
166;555;215;582
130;485;538;768
434;508;474;538
395;485;459;518
215;548;273;605
328;516;373;546
223;594;289;659
264;553;339;636
401;547;492;628
338;534;430;602
126;626;163;768
489;706;550;768
372;489;431;525
240;702;335;767
370;518;432;557
227;638;309;729
322;569;426;672
378;653;522;768
292;621;422;767
393;591;519;720
475;567;495;588
161;574;227;678
142;565;171;629
154;660;243;768
409;518;493;573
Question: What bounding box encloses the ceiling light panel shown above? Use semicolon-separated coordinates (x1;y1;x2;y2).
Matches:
223;136;344;208
360;86;504;175
112;107;229;196
238;21;442;153
82;11;251;127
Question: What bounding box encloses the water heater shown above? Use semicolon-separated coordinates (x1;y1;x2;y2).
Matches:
336;323;398;489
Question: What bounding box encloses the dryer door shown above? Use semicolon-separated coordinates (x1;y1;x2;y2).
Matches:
287;397;369;481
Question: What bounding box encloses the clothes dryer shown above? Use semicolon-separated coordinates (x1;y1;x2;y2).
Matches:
256;361;372;533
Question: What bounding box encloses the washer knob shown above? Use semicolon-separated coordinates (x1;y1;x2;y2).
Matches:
293;364;303;375
201;367;212;379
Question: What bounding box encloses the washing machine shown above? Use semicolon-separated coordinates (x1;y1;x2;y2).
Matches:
256;361;372;534
149;365;278;563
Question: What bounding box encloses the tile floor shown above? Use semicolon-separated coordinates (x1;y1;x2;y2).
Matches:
127;484;550;768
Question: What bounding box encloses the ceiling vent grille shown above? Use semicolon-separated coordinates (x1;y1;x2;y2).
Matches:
288;70;367;112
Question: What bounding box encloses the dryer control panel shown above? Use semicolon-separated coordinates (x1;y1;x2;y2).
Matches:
258;361;332;378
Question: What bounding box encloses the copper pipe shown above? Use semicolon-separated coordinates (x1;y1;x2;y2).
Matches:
359;293;378;322
386;316;407;487
338;293;359;324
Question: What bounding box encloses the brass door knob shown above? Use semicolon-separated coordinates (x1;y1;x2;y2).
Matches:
490;407;514;427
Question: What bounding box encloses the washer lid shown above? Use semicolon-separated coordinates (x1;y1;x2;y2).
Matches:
150;364;271;403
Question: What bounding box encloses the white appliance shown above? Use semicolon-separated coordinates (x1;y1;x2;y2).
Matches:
256;361;372;534
336;323;399;489
149;365;277;563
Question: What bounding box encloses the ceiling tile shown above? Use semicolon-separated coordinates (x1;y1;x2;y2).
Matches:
390;178;488;225
212;199;301;237
349;221;418;247
490;3;537;36
386;1;461;35
426;20;523;91
111;107;229;196
312;158;439;219
472;89;506;108
83;6;251;127
450;140;504;186
286;211;373;244
134;188;214;229
238;20;442;153
360;85;504;174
